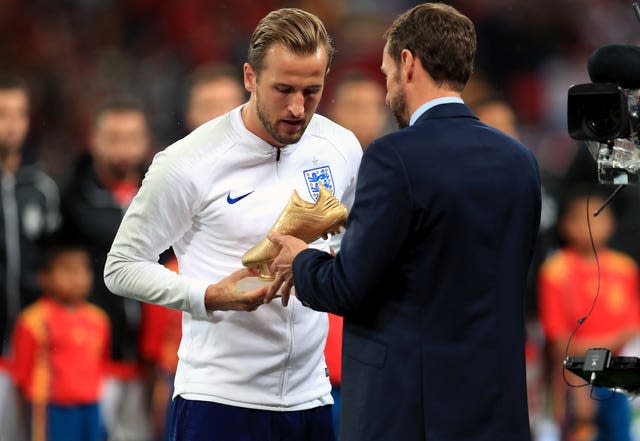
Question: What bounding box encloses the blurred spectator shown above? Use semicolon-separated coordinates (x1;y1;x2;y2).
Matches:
563;145;640;272
59;96;152;441
0;75;61;356
326;70;389;148
469;94;519;139
0;0;636;185
0;74;60;441
538;185;640;441
10;235;110;441
184;63;246;131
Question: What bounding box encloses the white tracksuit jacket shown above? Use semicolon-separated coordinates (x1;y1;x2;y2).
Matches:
104;106;362;410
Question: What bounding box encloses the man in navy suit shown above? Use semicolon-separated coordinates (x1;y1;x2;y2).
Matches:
267;3;541;441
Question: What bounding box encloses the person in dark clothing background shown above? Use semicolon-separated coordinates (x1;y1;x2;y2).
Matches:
0;73;61;441
59;96;152;441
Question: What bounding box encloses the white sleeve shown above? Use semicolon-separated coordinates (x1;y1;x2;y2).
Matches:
104;149;212;320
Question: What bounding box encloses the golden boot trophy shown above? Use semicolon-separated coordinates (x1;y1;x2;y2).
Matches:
241;183;348;282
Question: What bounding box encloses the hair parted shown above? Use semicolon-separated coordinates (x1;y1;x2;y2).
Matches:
384;3;476;92
247;8;335;75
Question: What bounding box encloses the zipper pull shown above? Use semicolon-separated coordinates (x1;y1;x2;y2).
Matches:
276;148;281;162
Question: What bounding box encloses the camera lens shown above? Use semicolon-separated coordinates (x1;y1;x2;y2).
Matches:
585;104;623;139
568;83;628;142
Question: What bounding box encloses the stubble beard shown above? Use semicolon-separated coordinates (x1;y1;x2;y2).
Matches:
390;90;409;129
256;93;309;146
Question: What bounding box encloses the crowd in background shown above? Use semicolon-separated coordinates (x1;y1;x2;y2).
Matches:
2;0;637;183
2;0;640;440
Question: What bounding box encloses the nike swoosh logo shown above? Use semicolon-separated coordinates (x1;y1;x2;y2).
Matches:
226;191;254;204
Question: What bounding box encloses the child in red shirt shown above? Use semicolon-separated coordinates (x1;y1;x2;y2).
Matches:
10;236;110;441
539;186;640;441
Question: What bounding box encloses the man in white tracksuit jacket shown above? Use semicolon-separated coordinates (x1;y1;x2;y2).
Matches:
104;8;362;441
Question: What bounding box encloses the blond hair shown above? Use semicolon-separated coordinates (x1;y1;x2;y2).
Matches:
248;8;334;75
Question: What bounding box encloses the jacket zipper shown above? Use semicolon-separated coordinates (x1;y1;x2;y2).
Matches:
279;299;296;403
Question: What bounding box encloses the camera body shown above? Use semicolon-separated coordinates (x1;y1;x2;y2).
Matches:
568;83;638;142
568;82;640;184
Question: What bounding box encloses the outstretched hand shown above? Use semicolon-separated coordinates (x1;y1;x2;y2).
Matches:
264;232;308;306
205;268;268;312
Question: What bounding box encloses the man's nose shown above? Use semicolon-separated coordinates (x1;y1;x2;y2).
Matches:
288;92;304;118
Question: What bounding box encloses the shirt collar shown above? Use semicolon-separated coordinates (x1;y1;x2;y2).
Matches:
409;97;464;126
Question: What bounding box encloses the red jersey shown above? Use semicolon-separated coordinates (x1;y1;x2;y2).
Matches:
0;356;9;372
11;297;111;405
140;303;182;374
539;248;640;345
110;180;139;209
324;313;343;386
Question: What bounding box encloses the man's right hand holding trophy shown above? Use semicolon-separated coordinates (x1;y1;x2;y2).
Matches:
236;183;348;305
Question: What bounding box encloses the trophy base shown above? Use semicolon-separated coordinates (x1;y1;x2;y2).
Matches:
235;276;295;300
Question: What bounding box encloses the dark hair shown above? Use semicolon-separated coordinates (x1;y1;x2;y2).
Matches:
383;3;476;92
0;74;29;94
332;70;382;94
92;95;148;130
247;8;335;76
36;233;89;271
187;63;242;92
553;183;615;247
185;63;245;108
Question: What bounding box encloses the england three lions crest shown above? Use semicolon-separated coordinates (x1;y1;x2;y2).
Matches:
303;166;335;201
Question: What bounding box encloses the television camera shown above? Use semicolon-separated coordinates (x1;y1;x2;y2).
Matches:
568;44;640;185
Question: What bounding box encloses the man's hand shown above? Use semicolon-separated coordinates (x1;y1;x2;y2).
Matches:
265;271;295;306
205;268;267;312
264;232;308;306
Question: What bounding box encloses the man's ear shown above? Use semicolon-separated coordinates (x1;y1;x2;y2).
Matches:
400;48;415;81
243;63;257;93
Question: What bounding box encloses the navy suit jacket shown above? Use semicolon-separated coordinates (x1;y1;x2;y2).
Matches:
294;103;541;441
